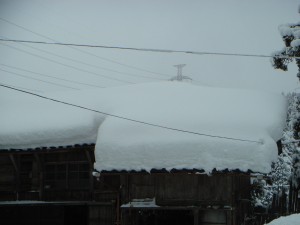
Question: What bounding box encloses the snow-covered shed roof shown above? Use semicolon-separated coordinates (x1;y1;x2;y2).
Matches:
0;82;287;173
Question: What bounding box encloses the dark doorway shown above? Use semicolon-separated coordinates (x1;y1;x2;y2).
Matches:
0;205;64;225
155;210;193;225
64;205;88;225
131;209;193;225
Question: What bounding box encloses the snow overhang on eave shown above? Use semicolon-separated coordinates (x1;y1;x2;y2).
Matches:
0;143;95;154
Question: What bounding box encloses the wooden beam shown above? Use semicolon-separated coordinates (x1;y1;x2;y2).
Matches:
9;154;19;200
9;154;18;173
34;153;41;168
193;209;199;225
85;149;94;199
34;153;44;200
85;150;92;163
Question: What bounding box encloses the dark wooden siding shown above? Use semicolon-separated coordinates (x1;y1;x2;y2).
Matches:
0;146;255;225
158;174;233;205
0;146;94;201
0;155;15;196
119;173;249;207
117;173;251;225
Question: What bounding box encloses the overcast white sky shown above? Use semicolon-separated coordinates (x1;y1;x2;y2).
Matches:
0;0;299;94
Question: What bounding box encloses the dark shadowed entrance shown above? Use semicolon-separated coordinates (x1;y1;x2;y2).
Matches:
64;205;88;225
122;209;193;225
0;204;88;225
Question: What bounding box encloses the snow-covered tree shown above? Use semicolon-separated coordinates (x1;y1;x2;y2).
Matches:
251;94;295;210
272;8;300;80
252;8;300;215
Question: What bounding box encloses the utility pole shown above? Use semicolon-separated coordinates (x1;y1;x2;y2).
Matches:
170;64;192;81
174;64;186;81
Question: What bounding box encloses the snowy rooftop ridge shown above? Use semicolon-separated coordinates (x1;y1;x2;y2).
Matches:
0;81;287;173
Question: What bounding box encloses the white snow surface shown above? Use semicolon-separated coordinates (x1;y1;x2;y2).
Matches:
121;198;159;208
279;24;293;37
266;214;300;225
291;39;300;48
0;82;287;173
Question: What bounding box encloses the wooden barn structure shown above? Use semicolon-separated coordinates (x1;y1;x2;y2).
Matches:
0;74;289;225
0;143;290;225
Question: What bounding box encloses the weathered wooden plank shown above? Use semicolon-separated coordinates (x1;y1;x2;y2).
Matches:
9;154;19;173
85;149;94;199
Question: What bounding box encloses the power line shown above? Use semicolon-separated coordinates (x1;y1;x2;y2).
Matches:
71;47;172;77
0;17;171;77
0;82;43;93
15;40;165;81
0;40;206;88
1;37;298;59
0;68;80;90
0;18;51;41
0;42;134;84
0;83;263;145
0;63;105;89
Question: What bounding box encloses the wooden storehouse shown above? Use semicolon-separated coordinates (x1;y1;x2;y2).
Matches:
0;143;268;225
0;82;289;224
0;144;116;225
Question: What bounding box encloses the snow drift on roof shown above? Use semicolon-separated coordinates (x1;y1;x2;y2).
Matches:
94;82;286;173
0;90;104;150
0;81;287;173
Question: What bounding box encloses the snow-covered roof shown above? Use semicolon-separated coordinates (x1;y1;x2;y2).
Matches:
0;82;287;173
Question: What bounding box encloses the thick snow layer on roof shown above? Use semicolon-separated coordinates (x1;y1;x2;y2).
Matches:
0;89;105;150
0;82;287;173
266;214;300;225
94;82;286;173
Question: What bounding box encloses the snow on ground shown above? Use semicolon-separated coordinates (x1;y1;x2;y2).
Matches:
0;81;287;173
266;214;300;225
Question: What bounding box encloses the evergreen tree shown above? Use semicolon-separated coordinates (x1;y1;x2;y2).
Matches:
272;8;300;79
252;7;300;215
287;93;300;190
251;95;294;211
272;7;300;193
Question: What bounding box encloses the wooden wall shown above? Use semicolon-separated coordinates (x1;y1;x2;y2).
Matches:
116;173;251;225
0;155;15;200
0;146;95;201
0;147;255;225
118;173;250;207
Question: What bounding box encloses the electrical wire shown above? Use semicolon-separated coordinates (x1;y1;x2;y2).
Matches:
0;17;171;77
0;42;134;84
0;82;43;93
71;47;172;77
0;68;80;90
1;37;298;59
1;41;208;88
0;63;105;89
15;40;166;81
0;83;263;145
0;17;52;41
